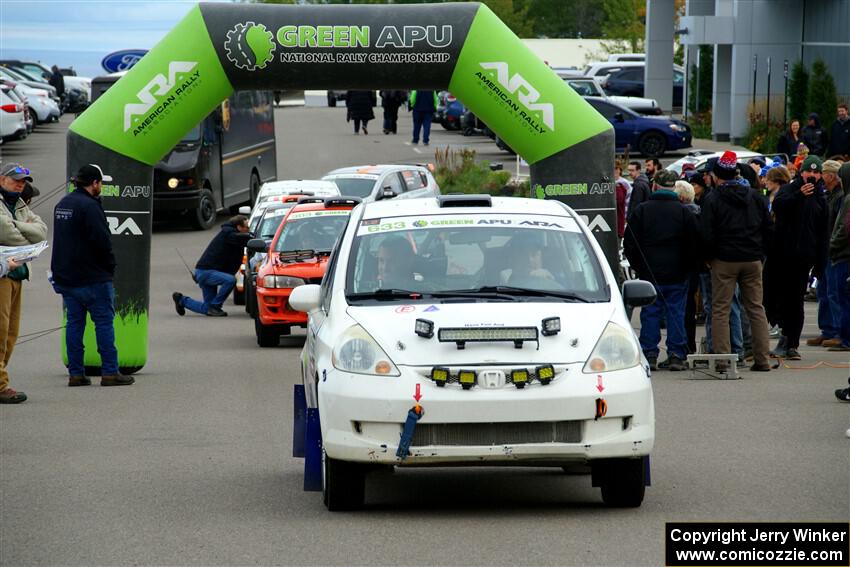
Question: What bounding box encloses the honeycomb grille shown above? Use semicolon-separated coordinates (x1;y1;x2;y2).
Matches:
410;421;582;446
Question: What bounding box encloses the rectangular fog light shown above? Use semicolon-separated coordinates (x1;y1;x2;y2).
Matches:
541;316;561;336
430;366;449;387
535;364;555;385
510;369;529;389
458;370;476;390
415;318;434;339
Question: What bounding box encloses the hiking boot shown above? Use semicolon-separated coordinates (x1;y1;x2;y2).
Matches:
822;338;843;348
835;388;850;402
68;375;91;387
101;374;135;387
172;292;185;316
828;344;850;352
646;357;657;371
770;336;788;358
750;362;771;372
0;388;27;404
785;348;802;360
206;306;227;317
806;335;828;346
665;355;687;372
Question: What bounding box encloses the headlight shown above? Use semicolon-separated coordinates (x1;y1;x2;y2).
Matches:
583;321;640;373
167;177;179;189
260;275;305;289
669;124;682;132
333;324;399;376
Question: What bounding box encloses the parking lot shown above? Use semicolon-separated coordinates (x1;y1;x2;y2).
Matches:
1;104;848;566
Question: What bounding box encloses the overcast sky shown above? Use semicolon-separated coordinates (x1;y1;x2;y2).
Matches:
0;0;224;77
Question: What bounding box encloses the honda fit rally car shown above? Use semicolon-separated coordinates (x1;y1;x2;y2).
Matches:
251;197;359;347
289;195;658;511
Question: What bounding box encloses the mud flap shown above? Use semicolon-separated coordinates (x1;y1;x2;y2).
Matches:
293;384;306;458
303;407;322;492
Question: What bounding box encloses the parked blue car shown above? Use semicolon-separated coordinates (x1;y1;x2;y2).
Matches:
585;97;691;157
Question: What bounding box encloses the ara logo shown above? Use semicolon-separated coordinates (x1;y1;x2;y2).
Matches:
479;62;554;131
123;61;198;132
107;216;143;236
578;214;612;233
225;22;275;71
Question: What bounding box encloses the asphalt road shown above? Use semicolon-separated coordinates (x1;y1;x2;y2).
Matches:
1;106;848;566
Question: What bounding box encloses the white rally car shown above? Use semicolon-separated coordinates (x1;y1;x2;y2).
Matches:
290;195;657;510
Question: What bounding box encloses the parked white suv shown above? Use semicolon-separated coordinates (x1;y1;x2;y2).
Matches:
323;164;440;203
290;195;657;510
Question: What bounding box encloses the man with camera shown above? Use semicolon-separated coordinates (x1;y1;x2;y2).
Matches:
771;155;829;360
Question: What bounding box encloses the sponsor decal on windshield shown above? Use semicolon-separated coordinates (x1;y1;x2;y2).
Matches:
287;209;351;221
356;214;575;235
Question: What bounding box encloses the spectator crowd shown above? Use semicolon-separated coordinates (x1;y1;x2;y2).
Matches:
616;103;850;374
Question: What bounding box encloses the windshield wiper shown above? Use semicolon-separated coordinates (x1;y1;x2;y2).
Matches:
346;289;425;301
428;290;518;302
467;285;595;303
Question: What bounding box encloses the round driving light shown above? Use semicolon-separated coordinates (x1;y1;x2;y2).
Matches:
589;358;606;372
167;177;179;189
375;360;392;375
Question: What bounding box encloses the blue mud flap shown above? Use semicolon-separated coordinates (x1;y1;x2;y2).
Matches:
303;407;323;492
644;455;651;486
293;384;306;458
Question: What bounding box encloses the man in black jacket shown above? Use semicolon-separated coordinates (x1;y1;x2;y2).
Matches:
626;161;651;219
802;113;828;157
827;104;850;158
771;155;829;359
625;170;699;371
173;215;252;317
51;164;133;387
700;151;774;371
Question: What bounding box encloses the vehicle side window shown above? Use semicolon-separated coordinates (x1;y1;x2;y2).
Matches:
597;66;621;76
588;100;619;120
383;173;406;194
320;238;343;313
401;170;427;191
568;81;595;97
618;68;643;81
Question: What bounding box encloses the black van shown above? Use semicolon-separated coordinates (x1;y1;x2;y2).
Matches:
91;74;277;229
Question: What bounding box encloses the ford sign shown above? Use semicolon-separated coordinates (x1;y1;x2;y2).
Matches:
101;49;148;73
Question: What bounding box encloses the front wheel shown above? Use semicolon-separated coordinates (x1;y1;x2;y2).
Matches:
595;457;647;508
255;317;287;347
638;131;667;158
191;188;217;230
323;453;366;511
232;286;245;306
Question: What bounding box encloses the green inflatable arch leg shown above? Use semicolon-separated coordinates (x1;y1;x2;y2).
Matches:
66;2;614;374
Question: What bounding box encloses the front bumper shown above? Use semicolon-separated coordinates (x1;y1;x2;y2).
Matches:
257;286;308;326
154;188;201;211
318;364;654;466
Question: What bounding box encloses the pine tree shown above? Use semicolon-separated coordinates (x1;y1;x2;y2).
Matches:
787;60;808;124
687;46;713;114
807;58;838;130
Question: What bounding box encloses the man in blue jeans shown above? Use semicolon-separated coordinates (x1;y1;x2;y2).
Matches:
409;90;438;146
624;170;700;371
51;164;133;387
173;215;252;317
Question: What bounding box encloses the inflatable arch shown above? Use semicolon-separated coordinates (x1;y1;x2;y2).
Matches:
66;2;614;373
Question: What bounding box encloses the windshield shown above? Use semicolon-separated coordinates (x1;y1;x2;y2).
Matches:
327;177;376;198
274;210;351;253
2;66;39;82
258;206;294;239
346;214;609;301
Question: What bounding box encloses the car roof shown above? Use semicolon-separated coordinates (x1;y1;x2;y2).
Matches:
360;196;574;220
323;164;429;177
260;179;338;191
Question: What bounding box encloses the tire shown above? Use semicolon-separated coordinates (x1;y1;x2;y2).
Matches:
255;317;280;348
637;131;667;158
327;94;336;107
595;457;647;508
244;270;254;314
249;172;261;206
232;287;245;306
323;452;366;511
191;188;217;230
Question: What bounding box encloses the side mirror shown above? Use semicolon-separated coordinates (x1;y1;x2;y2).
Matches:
613;112;625;123
622;280;656;308
238;205;251;215
289;284;322;313
246;238;268;253
377;187;397;200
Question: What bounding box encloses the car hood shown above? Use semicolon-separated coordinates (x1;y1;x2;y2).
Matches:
260;255;327;280
346;302;619;366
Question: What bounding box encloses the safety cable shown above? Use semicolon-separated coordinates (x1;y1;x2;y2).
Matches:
28;180;70;211
14;325;65;346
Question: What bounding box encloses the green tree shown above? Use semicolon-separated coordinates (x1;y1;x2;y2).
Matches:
600;0;645;52
480;0;532;37
786;60;809;124
807;58;838;129
525;0;606;38
687;46;713;114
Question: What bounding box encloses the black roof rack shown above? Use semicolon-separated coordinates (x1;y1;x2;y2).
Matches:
325;197;362;208
296;196;326;205
437;194;492;208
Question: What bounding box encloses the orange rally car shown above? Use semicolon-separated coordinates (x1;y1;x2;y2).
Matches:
252;197;359;347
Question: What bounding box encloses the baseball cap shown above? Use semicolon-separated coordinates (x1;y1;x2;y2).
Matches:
74;164;113;185
801;155;823;173
653;169;678;188
0;162;33;182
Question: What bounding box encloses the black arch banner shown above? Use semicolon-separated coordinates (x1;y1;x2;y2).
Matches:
67;2;615;372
